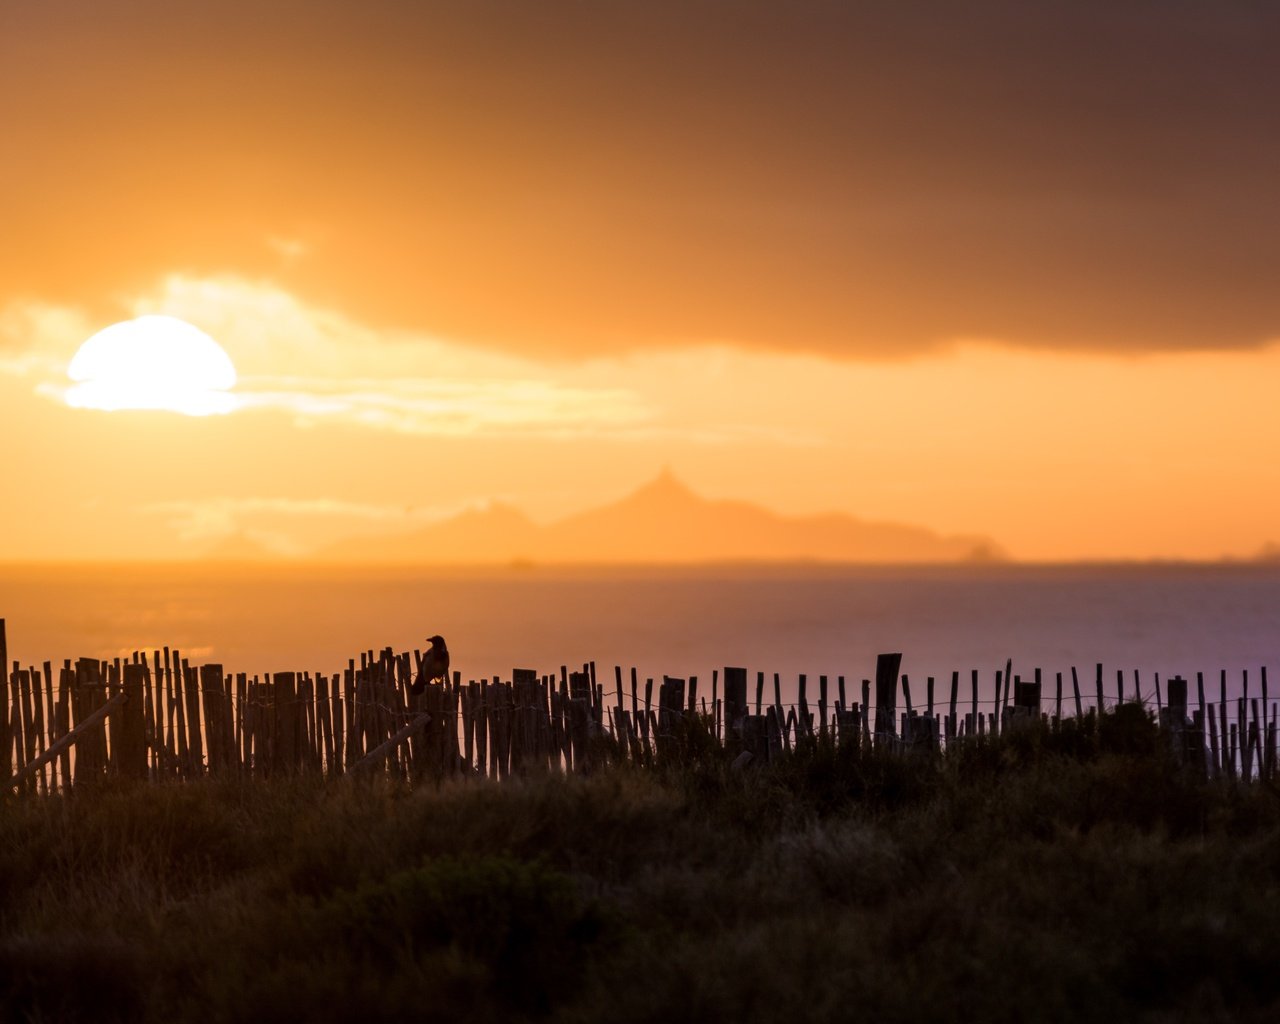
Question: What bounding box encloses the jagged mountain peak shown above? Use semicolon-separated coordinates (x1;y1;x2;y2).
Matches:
319;474;1003;565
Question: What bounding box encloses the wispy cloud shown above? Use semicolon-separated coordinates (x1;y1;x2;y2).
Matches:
4;275;823;446
233;374;650;438
145;496;425;533
0;302;93;378
265;235;310;263
2;276;658;438
136;276;659;438
141;495;484;556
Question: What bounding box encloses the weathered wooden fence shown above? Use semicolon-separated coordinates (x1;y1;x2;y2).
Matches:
2;620;1276;792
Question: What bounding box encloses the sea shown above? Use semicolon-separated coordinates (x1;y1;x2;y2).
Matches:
2;562;1278;710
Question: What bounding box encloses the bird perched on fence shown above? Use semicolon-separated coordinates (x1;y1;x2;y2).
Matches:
411;634;450;694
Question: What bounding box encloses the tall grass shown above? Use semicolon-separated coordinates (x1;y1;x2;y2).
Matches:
3;710;1279;1022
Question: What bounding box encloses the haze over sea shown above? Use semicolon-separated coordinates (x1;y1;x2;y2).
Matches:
3;563;1277;707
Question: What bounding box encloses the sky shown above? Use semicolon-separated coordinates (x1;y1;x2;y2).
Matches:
2;1;1279;562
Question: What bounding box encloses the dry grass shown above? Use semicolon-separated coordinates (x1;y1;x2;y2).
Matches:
3;712;1280;1022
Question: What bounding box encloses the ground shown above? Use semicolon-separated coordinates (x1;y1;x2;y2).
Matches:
2;716;1279;1023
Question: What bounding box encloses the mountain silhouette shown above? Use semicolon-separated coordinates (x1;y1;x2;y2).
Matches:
320;469;1002;564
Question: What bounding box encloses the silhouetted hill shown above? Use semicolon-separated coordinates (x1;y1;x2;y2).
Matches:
323;502;539;563
1255;543;1280;563
320;469;1003;564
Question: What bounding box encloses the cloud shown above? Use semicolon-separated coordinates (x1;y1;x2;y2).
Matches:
265;236;310;263
145;496;425;535
137;276;655;437
141;495;482;556
0;302;93;377
10;276;660;439
4;3;1280;358
233;375;649;438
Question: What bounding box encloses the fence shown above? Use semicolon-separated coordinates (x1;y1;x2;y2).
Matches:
2;619;1275;793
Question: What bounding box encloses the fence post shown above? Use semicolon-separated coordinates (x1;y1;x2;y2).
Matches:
874;653;902;745
119;664;148;780
273;672;297;774
200;665;225;774
723;667;748;745
1010;674;1041;730
1161;675;1189;763
0;618;7;781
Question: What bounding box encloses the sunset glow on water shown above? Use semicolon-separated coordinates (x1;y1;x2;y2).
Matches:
3;563;1277;706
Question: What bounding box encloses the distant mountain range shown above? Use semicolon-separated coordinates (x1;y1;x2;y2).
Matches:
317;469;1004;565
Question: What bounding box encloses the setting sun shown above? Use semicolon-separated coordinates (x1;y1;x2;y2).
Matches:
65;314;237;416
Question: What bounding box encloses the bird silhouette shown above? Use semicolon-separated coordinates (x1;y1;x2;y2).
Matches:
412;634;450;694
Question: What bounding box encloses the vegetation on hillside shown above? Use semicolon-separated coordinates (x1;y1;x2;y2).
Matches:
2;709;1279;1023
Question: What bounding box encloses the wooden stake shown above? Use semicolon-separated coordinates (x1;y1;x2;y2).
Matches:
993;671;1002;735
1220;670;1229;776
874;653;901;743
119;664;148;780
819;675;829;737
967;665;977;742
57;665;72;786
949;671;959;736
30;666;48;793
0;619;7;778
797;673;809;739
1197;672;1206;740
1263;667;1272;778
1207;706;1220;778
724;667;748;741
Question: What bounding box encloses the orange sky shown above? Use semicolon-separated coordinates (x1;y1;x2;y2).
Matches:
2;2;1278;562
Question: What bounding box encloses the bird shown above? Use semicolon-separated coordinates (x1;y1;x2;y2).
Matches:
412;634;450;694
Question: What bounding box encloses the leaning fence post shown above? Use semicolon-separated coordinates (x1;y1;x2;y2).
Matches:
352;713;433;774
7;691;128;791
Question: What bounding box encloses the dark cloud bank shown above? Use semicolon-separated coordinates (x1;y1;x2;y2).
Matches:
3;1;1278;357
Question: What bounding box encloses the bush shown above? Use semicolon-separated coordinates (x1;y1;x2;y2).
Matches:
3;706;1279;1022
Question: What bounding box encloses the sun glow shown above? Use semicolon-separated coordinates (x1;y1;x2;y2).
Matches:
66;315;237;415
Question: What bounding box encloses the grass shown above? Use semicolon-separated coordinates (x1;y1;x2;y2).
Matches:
3;710;1280;1022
